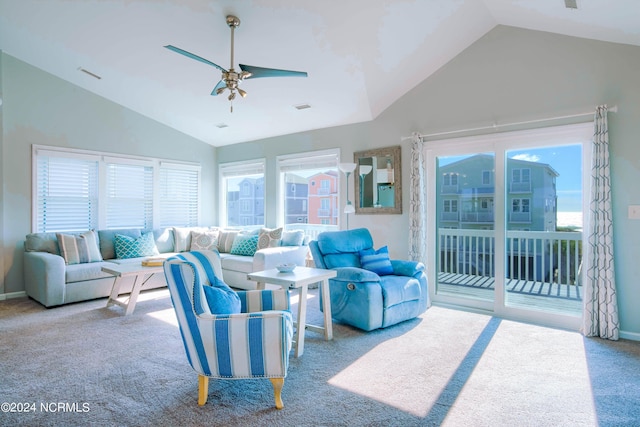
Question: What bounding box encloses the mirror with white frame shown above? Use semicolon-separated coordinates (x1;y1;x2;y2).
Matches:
353;145;402;214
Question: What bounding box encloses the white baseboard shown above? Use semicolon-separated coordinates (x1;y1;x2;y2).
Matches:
619;330;640;342
0;291;27;301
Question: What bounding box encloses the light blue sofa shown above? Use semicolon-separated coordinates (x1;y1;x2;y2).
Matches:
24;227;309;307
309;228;428;331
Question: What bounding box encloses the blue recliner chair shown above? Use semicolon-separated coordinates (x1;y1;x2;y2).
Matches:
309;228;428;331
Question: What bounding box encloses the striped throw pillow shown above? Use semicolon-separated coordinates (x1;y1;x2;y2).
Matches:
359;246;394;276
56;231;103;265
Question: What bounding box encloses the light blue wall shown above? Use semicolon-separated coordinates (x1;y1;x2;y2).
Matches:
2;25;639;338
0;54;217;295
218;26;640;339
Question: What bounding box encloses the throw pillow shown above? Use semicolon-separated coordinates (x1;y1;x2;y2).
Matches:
217;229;240;253
56;230;103;265
258;227;283;250
229;234;259;256
280;229;305;246
114;232;160;259
359;246;394;276
202;277;241;315
190;230;219;251
173;227;210;252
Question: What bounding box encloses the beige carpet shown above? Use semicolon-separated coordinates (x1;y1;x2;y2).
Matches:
1;288;639;427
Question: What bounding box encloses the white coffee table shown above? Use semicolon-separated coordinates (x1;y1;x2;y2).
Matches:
103;263;164;315
247;266;337;357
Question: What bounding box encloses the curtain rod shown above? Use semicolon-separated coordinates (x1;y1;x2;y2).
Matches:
402;105;618;141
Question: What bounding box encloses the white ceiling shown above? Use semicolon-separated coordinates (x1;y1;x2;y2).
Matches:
1;0;639;147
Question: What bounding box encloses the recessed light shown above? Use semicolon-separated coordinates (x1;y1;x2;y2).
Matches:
294;104;311;110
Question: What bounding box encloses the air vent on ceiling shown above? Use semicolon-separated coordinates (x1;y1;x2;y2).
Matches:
78;67;102;79
294;104;311;110
216;123;229;128
564;0;578;9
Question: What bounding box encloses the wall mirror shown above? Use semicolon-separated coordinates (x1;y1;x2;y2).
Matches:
354;145;402;214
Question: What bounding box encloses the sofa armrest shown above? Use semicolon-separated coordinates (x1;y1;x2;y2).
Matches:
333;267;380;283
252;245;309;271
390;260;425;278
24;251;67;307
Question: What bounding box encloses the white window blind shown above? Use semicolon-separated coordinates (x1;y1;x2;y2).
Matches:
159;164;200;227
105;161;153;229
277;150;339;172
35;152;99;232
33;145;201;233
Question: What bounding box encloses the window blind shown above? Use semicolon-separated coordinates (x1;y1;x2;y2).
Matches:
35;154;99;232
159;165;200;227
105;162;153;229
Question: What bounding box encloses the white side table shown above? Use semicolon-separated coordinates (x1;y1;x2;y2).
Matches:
103;263;164;315
248;266;337;357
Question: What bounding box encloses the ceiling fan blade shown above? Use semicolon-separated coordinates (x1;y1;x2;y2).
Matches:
211;80;227;96
239;64;308;79
164;45;227;73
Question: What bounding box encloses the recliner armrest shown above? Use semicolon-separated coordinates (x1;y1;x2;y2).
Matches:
334;267;380;282
390;260;425;277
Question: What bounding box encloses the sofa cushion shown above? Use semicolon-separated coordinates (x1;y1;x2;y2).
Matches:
65;261;118;283
24;232;60;255
280;229;305;246
152;227;175;254
217;229;240;253
258;227;282;250
56;231;103;265
190;229;219;251
98;229;142;260
114;232;159;259
359;246;394;276
230;234;259;256
173;227;211;252
220;253;254;274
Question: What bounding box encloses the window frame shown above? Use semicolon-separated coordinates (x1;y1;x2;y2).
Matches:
218;159;266;229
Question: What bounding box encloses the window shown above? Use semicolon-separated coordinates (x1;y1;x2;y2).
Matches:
443;199;458;213
482;170;492;185
219;159;265;228
158;163;200;227
512;198;530;213
34;150;99;232
276;149;339;237
105;159;153;229
32;146;201;232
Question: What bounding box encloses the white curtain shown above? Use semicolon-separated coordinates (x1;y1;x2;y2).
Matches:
408;133;427;263
582;105;619;340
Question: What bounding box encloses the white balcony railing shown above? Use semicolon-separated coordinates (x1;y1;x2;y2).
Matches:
439;228;582;286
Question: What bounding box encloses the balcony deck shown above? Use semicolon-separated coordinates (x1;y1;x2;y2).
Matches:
437;272;583;315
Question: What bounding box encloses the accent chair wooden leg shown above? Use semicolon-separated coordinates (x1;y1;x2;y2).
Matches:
269;378;285;410
198;375;209;406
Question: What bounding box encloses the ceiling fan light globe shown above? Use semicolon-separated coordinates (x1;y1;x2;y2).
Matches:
228;92;236;101
238;88;247;98
216;87;226;95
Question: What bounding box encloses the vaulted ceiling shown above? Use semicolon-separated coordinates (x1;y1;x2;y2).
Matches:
1;0;639;146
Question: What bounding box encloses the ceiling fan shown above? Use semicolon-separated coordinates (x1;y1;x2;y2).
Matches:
165;15;308;112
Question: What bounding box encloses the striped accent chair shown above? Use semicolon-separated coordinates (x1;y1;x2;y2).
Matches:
163;250;294;409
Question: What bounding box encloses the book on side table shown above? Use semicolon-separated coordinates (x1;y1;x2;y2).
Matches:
142;256;168;267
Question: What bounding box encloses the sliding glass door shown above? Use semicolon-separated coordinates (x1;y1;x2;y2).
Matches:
427;123;592;330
